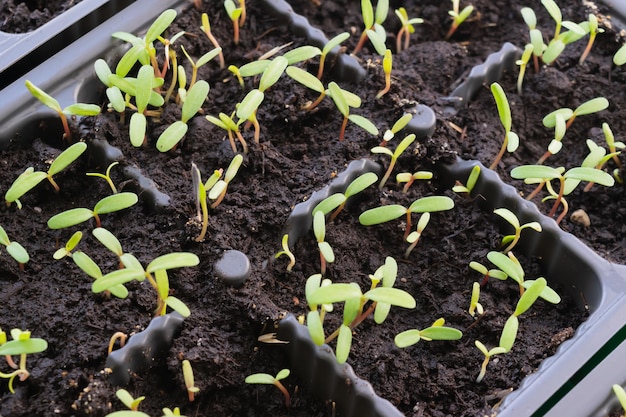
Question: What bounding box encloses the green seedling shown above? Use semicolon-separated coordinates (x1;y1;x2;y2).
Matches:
468;282;484;317
493;208;542;253
446;0;474;40
516;44;534;95
285;66;326;110
72;251;130;299
53;230;82;260
581;138;622;192
613;384;626;415
224;0;243;44
206;111;248;154
0;225;29;269
229;60;271;88
579;14;604;64
474;341;507;383
540;0;587;64
371;133;416;189
359;195;455;240
180;45;221;90
25;80;100;140
352;0;389;55
601;122;624;170
116;389;145;411
404;212;430;258
381;113;412;145
376;49;393;98
469;260;508;286
511;164;614;224
125;65;165;147
395;7;423;53
275;234;296;272
614;44;626;66
93;227;127;267
489;82;519;169
396;170;433;193
306;257;416;363
156;79;210;152
92;252;199;317
162;408;187;417
452;164;481;195
0;328;47;393
282;45;322;66
520;7;544;73
191;163;221;243
312;172;378;221
539;97;609;163
47;192;138;229
394;318;462;348
317;32;350;78
182;360;199;402
87;161;120;194
209;154;243;208
201;13;225;68
5;141;87;208
313;211;335;275
328;81;378;141
245;369;291;407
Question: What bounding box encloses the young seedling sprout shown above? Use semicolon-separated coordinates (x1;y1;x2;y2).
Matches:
115;389;145;412
468;282;484;317
209;154;243;208
0;225;29;270
380;113;412;146
5;142;87;208
396;170;433;193
489;82;519;169
613;384;626;415
474;341;507;383
516;44;534;95
511;164;614;223
446;0;474;40
395;7;423;53
614;44;626;66
317;32;350;79
452;164;481;195
245;369;291;407
179;46;222;90
87;161;120;194
469;260;508;286
285;66;326;110
520;7;544;73
53;230;82;260
182;360;199;402
352;0;389;55
72;251;130;299
306;257;416;363
275;234;296;272
371;133;416;189
47;192;138;229
579;14;604;64
24;80;100;141
328;81;378;141
493;208;542;253
0;328;47;393
394;318;462;348
359;195;455;240
313;211;335;275
404;212;430;258
206;111;248;154
539;0;587;65
581;138;621;192
224;0;243;44
312;172;378;222
201;13;225;68
538;97;610;163
376;49;393;99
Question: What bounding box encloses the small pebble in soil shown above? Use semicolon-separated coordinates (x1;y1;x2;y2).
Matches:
214;250;251;287
570;209;591;227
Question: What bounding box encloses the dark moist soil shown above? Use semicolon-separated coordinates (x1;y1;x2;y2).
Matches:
0;0;625;416
0;0;84;33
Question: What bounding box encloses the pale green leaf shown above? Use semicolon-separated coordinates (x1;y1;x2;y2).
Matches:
359;205;407;225
47;208;94;229
94;192;138;215
48;142;87;176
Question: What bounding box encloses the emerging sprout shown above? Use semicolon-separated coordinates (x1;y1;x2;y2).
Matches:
182;360;199;402
474;341;507;383
579;14;604;64
394;318;462;348
489;82;519;169
224;0;243;44
396;170;433;193
327;81;378;141
317;32;350;79
115;389;145;411
53;230;82;260
206;111;248;154
275;234;296;272
208;154;243;208
25;80;100;140
245;369;291;407
5;142;87;208
394;7;423;52
359;196;455;240
446;0;474;40
87;161;120;194
469;260;508;286
200;13;225;68
404;212;430;258
381;113;412;145
313;211;335;275
47;192;138;229
579;139;621;192
371;133;416;189
312;172;378;221
376;49;393;99
191;163;221;242
520;7;544;73
286;65;326;110
613;384;626;414
352;0;389;55
493;208;542;253
468;282;484;317
539;0;587;64
0;225;29;269
452;164;481;195
516;44;534;95
511;164;614;224
0;328;48;393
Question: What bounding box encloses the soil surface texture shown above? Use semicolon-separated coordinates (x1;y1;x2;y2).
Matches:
1;0;625;416
0;0;84;33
